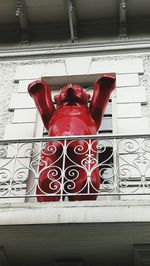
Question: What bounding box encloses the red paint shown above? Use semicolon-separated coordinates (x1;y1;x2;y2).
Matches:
28;74;116;201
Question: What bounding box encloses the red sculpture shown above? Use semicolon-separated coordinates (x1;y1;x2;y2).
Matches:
28;74;116;201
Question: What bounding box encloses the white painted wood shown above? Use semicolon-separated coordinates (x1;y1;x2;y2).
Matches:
43;60;67;77
89;58;144;74
116;74;139;87
65;57;92;75
17;79;35;93
9;93;35;110
4;123;35;139
13;109;37;123
117;86;147;104
117;117;150;134
117;103;142;118
14;64;44;82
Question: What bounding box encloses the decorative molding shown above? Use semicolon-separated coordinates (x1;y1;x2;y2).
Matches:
1;40;150;58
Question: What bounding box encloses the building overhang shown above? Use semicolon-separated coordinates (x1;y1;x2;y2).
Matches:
0;201;150;266
0;0;150;45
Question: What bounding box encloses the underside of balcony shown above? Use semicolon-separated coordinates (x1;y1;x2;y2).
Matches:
0;217;150;266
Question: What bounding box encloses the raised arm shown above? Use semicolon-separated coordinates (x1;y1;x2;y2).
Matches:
89;74;116;130
28;80;55;130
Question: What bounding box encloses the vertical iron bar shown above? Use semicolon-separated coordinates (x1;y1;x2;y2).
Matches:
60;140;67;201
9;142;19;197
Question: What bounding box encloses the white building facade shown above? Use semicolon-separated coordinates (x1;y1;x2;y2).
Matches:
0;0;150;265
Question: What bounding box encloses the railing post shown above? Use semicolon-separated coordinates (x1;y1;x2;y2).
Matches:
87;139;91;195
113;137;119;198
60;139;67;201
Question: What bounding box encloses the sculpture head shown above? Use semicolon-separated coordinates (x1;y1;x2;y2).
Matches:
54;83;91;107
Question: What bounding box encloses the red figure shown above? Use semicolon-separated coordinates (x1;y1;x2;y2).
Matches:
28;74;116;201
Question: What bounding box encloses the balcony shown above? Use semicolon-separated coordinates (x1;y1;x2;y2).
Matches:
0;133;150;202
1;134;150;266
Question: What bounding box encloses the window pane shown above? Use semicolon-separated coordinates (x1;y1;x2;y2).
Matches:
99;117;112;132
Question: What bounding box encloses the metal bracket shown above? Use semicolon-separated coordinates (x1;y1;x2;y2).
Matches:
67;0;78;43
119;0;128;38
16;0;29;43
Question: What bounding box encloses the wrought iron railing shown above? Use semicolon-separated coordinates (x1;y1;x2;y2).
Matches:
0;134;150;201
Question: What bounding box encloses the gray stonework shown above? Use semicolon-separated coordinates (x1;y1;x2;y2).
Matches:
0;52;150;138
0;62;17;138
139;54;150;120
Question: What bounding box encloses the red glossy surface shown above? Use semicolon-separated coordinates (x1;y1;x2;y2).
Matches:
28;74;116;201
